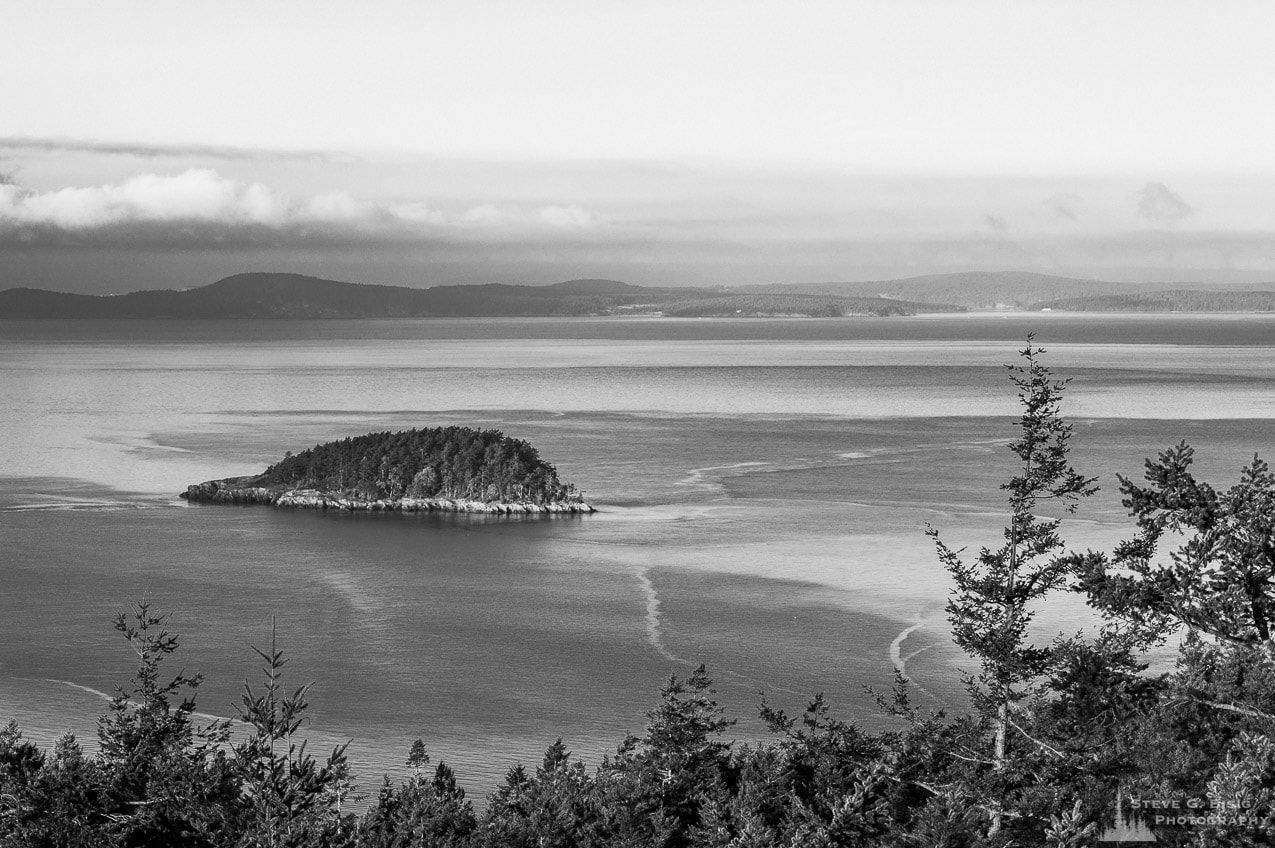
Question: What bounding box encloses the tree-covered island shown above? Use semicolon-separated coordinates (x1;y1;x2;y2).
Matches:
181;426;594;514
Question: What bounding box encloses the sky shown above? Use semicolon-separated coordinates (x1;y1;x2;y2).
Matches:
4;1;1275;293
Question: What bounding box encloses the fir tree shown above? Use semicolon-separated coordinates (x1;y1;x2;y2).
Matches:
929;337;1097;838
358;741;475;848
234;622;352;847
95;601;240;847
1079;443;1275;656
479;739;599;847
1076;444;1275;832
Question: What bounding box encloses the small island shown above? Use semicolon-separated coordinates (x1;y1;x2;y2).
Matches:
181;426;595;514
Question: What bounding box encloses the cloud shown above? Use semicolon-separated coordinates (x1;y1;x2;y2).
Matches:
459;203;604;228
0;135;349;163
1045;193;1080;223
0;170;603;246
303;191;375;222
387;201;446;225
983;214;1008;232
0;170;291;228
1136;182;1193;224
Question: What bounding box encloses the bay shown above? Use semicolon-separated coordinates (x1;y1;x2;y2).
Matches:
2;314;1273;799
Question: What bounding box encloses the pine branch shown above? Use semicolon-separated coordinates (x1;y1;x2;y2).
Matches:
1178;695;1275;723
1005;715;1064;759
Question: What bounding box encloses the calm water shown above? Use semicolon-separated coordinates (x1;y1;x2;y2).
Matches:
2;314;1274;799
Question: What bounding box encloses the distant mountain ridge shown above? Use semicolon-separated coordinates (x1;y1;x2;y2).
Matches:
4;271;1270;318
0;274;652;319
0;272;962;319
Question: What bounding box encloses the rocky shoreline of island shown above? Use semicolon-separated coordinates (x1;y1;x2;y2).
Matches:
180;478;595;514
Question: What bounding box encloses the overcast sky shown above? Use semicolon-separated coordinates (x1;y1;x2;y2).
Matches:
4;1;1275;292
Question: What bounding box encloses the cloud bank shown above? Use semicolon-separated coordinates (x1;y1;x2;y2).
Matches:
0;136;347;162
4;162;1272;293
0;169;606;246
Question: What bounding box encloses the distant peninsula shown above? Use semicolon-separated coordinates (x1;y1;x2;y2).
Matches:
1030;289;1275;313
756;272;1275;312
0;272;961;319
182;426;594;514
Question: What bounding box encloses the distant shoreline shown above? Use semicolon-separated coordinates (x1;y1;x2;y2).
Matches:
8;308;1275;322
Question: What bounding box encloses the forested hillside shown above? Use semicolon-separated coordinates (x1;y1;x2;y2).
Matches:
0;274;665;319
658;293;962;317
770;271;1139;309
1032;288;1275;312
253;427;582;504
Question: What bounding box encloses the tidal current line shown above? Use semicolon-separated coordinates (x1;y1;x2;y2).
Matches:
636;567;682;663
888;619;944;704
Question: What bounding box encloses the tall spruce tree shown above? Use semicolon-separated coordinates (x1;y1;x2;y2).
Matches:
929;337;1097;838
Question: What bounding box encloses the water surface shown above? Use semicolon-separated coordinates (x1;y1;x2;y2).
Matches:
3;314;1273;797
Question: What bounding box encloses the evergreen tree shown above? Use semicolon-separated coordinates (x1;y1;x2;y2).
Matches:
478;739;600;847
234;624;353;847
590;666;736;848
757;693;891;842
1077;445;1275;837
357;741;476;848
0;720;60;846
1079;443;1275;655
95;602;241;847
929;337;1097;838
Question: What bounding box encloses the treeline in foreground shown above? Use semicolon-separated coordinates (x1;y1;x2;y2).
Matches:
6;339;1275;846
